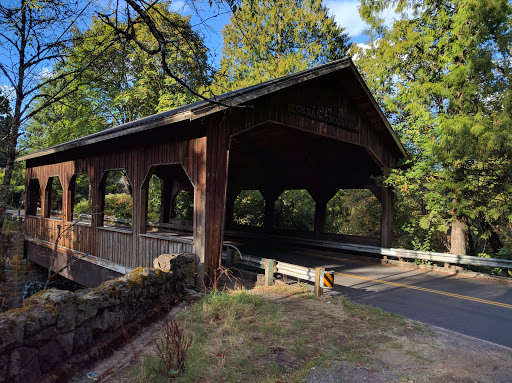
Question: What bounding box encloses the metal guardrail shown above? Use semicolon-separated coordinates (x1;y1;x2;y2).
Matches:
275;261;316;282
225;247;315;282
244;235;512;271
225;241;512;297
225;249;329;296
319;242;512;270
225;231;512;271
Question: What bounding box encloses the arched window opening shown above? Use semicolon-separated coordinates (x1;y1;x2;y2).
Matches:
325;189;381;237
143;163;194;235
69;173;92;224
232;190;265;228
101;169;133;229
274;189;315;232
45;177;63;219
27;178;41;217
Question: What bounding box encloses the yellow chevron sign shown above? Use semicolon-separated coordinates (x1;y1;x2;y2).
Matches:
321;270;335;288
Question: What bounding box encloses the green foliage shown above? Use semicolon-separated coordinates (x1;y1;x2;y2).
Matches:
173;190;193;220
233;190;265;227
104;193;133;220
74;199;91;215
147;175;162;223
495;248;512;261
74;174;90;204
49;177;63;215
354;0;512;253
22;3;210;152
146;175;193;223
214;0;350;93
103;170;132;221
326;189;381;237
0;163;25;209
274;189;315;232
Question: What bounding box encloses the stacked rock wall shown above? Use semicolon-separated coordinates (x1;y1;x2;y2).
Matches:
0;256;189;383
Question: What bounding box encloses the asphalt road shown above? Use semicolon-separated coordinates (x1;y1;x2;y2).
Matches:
237;244;512;349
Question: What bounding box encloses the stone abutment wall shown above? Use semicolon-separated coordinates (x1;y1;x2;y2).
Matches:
0;254;191;383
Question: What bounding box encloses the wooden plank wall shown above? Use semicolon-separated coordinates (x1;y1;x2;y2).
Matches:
25;135;201;272
226;77;400;169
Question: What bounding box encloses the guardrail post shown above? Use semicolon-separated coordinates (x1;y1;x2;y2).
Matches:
315;267;324;297
226;247;235;268
265;258;275;286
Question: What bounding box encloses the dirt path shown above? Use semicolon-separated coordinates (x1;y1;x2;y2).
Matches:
66;282;512;383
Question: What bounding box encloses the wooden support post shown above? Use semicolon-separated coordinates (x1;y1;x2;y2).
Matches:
264;197;276;232
265;258;275;287
65;178;74;223
314;199;327;239
194;120;230;285
224;193;236;230
226;247;235;268
92;173;105;229
140;184;149;234
43;178;52;218
315;267;324;297
160;178;173;223
381;184;394;248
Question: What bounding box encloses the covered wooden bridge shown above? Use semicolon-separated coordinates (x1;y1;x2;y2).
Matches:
18;58;408;287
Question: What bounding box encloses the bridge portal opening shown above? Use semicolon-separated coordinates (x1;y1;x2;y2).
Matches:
225;123;384;246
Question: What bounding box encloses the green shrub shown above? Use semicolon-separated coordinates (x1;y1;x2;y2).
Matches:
105;193;133;219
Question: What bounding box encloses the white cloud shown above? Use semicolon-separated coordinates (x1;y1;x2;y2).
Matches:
325;0;411;41
40;67;53;80
351;42;371;61
0;84;15;104
325;0;367;39
357;42;371;51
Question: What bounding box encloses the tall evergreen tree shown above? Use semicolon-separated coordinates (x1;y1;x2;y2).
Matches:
214;0;350;92
354;0;512;254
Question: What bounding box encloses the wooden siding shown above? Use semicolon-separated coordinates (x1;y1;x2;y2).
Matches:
25;134;204;273
224;75;401;169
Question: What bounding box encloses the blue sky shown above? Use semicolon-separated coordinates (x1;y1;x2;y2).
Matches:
0;0;373;103
172;0;371;66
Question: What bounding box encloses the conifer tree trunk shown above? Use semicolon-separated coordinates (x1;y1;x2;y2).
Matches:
450;215;467;256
